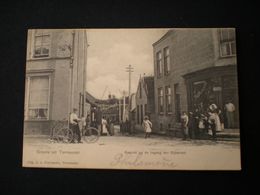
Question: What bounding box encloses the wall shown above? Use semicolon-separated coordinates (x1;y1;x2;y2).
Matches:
24;29;87;134
153;29;215;132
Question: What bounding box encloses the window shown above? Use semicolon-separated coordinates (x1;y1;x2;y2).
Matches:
164;47;170;75
165;86;172;113
140;105;144;123
144;104;147;115
156;51;162;77
158;88;164;113
137;105;140;124
219;29;236;57
139;82;142;98
25;76;50;120
174;84;181;122
34;32;51;58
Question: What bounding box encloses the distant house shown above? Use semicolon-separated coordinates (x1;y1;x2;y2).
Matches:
85;92;119;125
129;93;136;121
135;75;155;131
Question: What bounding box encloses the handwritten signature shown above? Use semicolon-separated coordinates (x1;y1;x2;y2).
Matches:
110;153;177;168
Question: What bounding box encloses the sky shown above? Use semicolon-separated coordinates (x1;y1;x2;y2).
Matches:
85;29;169;99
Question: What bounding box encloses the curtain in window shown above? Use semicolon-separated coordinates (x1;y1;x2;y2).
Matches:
28;76;49;119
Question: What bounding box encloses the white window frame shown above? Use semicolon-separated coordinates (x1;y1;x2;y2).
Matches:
219;29;236;57
158;87;164;114
165;86;172;114
24;75;51;121
33;31;51;58
164;47;170;75
156;51;162;77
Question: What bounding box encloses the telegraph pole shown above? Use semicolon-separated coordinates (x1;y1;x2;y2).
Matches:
83;29;89;117
125;65;134;132
126;65;134;100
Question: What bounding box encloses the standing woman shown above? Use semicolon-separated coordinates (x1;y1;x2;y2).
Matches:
142;116;152;138
101;116;109;136
209;103;222;132
181;112;189;140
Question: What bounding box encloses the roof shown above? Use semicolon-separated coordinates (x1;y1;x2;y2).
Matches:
85;91;118;106
152;30;174;46
142;76;154;98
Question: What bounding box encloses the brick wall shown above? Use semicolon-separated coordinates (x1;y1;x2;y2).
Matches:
153;29;216;132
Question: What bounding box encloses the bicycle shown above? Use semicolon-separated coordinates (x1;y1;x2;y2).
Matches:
82;126;100;143
50;119;73;143
50;119;100;143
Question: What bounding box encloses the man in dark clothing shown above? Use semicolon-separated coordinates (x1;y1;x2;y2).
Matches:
193;108;200;139
209;118;217;140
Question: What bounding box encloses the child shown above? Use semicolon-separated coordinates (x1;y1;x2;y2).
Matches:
142;116;152;138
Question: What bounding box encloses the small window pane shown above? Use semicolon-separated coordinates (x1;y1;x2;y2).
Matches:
34;47;42;55
221;43;229;56
42;35;50;43
35;36;42;46
42;47;49;55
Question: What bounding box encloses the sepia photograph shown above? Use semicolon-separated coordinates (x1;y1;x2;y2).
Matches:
22;28;241;170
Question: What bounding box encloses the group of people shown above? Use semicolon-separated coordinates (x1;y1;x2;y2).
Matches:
69;108;115;143
181;103;227;141
101;116;115;136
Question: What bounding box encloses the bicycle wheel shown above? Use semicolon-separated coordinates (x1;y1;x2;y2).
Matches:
56;128;73;143
83;127;99;143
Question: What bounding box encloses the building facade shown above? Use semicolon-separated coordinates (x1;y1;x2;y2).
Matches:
24;29;87;134
135;76;155;131
153;28;239;132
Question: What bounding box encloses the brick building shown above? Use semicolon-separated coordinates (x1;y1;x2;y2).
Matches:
153;28;239;132
24;29;87;134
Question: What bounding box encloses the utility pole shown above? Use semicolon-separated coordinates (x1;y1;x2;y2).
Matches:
122;90;126;122
69;30;75;117
83;29;89;117
126;65;134;100
125;65;134;121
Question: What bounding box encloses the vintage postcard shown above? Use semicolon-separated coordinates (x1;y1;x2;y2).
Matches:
22;28;241;170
